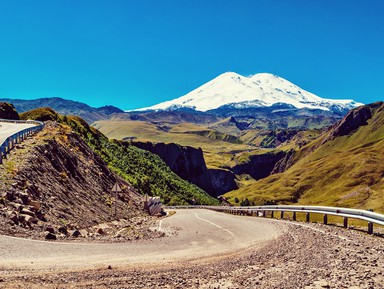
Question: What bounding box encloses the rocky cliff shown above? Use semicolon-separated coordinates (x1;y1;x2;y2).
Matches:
232;151;287;180
131;141;216;196
208;168;238;196
327;102;378;139
0;102;19;120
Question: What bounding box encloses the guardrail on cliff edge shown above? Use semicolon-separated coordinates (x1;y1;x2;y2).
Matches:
0;119;44;164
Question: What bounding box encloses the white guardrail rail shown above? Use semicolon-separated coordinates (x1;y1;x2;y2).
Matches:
165;205;384;235
0;118;44;164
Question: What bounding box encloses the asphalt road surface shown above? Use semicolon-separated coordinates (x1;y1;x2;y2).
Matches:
0;209;282;270
0;121;36;145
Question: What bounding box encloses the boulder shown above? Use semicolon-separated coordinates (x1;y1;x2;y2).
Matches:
19;214;38;226
20;208;35;217
58;226;68;235
6;192;16;202
72;230;82;237
45;232;57;240
7;211;19;224
18;192;31;205
45;225;55;234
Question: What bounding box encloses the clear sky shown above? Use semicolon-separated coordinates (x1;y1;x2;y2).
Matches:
0;0;383;110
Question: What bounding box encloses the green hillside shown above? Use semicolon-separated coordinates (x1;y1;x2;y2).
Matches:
20;109;218;206
225;102;384;213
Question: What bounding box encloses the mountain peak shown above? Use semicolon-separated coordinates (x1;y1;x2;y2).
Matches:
133;72;363;113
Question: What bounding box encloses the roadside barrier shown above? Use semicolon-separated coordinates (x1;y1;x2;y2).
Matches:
0;119;44;164
165;205;384;235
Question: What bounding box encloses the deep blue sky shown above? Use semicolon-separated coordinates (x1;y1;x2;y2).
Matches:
0;0;383;110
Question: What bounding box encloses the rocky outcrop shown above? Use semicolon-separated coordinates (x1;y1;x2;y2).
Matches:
208;168;238;196
232;151;287;180
271;149;296;174
131;141;216;196
0;102;19;120
328;104;374;138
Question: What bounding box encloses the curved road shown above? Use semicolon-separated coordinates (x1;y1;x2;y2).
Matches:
0;121;36;145
0;209;282;270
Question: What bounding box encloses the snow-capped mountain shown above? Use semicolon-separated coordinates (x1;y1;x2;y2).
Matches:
134;72;362;113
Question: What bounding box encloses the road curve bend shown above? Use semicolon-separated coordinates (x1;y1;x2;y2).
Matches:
0;209;283;270
0;121;36;145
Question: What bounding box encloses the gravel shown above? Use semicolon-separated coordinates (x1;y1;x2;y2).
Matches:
1;221;383;288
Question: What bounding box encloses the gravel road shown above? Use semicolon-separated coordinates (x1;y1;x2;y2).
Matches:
0;209;281;270
1;209;383;288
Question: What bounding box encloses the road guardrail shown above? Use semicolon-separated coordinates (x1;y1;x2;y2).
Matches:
0;118;44;164
165;205;384;235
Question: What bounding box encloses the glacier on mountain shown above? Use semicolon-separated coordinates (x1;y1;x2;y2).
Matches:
133;72;362;112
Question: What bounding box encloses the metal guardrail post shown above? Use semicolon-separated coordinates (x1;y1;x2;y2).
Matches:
323;214;328;225
292;211;296;221
343;217;348;228
368;222;373;234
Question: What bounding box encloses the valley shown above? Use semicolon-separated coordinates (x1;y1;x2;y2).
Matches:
1;85;384;288
1;1;383;287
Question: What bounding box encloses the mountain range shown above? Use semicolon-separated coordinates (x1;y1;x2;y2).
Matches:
0;97;124;123
135;72;362;114
1;72;363;130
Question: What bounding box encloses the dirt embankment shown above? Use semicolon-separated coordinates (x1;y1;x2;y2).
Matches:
0;121;161;242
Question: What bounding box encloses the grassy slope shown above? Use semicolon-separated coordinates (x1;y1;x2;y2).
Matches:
20;110;218;206
225;103;384;213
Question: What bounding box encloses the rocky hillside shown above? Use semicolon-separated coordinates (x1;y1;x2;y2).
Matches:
19;108;218;206
225;102;384;213
0;102;19;120
0;121;155;241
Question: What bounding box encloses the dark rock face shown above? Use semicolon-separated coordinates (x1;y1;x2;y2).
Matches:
208;168;238;196
329;104;373;138
271;149;296;174
232;151;287;180
131;141;216;196
0;102;19;120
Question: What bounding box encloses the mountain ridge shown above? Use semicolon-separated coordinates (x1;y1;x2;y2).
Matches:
0;97;123;124
134;72;363;113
